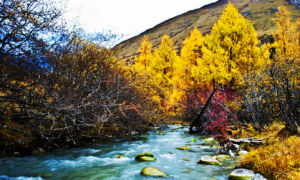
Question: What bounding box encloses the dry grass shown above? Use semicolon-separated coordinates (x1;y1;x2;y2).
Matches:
237;123;300;180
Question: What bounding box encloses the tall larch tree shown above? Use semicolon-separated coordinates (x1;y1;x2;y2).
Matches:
134;35;153;71
189;3;265;132
196;3;264;87
272;6;300;86
149;35;179;110
177;27;205;89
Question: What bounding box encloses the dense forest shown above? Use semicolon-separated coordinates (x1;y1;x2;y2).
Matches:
0;0;299;179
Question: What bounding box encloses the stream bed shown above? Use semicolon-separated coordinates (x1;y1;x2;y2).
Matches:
0;125;236;180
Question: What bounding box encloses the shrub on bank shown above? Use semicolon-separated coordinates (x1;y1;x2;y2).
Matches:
240;132;300;179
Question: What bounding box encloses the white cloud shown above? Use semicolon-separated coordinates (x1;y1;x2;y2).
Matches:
64;0;217;40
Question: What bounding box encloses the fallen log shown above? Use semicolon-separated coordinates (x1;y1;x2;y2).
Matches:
229;137;264;144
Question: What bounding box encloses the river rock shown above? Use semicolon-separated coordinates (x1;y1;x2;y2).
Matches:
238;150;249;156
135;152;156;161
254;173;267;180
228;169;255;180
141;167;168;177
197;155;222;166
191;138;197;142
139;156;156;161
203;137;217;143
176;145;191;151
215;154;232;161
160;131;167;135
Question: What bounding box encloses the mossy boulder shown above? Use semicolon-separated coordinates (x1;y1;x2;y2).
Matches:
228;169;255;180
160;131;167;135
176;145;191;151
141;167;168;177
197;155;222;166
191;138;197;142
135;152;155;161
139;156;156;161
215;154;232;161
203;137;216;143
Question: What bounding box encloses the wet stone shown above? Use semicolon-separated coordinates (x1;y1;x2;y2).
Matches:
228;169;255;180
141;167;168;177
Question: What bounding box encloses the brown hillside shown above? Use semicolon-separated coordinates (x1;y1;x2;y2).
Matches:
115;0;299;62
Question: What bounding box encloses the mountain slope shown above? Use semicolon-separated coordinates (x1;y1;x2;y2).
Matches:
115;0;299;61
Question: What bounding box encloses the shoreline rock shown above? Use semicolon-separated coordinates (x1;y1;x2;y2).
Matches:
228;169;255;180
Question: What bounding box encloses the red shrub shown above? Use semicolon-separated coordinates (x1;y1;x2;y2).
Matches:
204;88;235;141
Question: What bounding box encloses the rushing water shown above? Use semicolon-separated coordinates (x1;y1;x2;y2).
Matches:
0;125;235;180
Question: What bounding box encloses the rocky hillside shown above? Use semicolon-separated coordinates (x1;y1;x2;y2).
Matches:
115;0;299;61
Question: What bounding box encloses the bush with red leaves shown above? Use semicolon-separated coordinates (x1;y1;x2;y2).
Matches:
204;88;236;142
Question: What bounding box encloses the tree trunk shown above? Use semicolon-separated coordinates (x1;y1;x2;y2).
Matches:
189;87;218;133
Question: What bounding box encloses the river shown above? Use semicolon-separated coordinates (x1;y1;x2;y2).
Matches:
0;125;235;180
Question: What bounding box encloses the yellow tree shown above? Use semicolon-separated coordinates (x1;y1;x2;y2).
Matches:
189;3;266;132
134;35;153;71
194;3;265;87
177;27;205;89
272;6;300;86
125;35;158;111
149;35;180;111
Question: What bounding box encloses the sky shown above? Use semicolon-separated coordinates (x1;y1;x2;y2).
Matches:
64;0;217;41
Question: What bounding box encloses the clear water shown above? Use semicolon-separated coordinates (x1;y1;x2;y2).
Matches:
0;125;235;180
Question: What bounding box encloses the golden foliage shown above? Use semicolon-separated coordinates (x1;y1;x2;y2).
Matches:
134;35;153;70
241;135;300;180
179;28;205;88
272;6;300;87
193;3;265;86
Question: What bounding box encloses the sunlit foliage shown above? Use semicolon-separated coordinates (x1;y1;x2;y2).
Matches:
134;35;153;70
241;134;300;179
178;28;205;89
193;3;265;87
